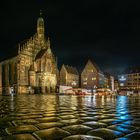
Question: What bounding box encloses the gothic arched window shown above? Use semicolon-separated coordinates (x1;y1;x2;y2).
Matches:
47;62;51;72
42;60;46;72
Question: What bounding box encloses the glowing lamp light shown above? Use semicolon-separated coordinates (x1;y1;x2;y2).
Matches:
120;83;124;86
72;81;77;86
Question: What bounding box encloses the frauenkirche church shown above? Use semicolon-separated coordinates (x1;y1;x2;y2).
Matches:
0;13;57;94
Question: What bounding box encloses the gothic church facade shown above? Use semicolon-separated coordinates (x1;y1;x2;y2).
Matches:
0;14;57;94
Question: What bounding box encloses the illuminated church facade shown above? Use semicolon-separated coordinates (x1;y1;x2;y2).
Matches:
0;14;57;94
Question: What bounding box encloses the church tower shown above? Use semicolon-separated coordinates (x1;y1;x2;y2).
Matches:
37;10;45;40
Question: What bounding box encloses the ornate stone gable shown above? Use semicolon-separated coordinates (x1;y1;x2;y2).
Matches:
0;14;57;94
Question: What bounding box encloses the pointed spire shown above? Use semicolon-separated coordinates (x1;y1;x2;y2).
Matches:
37;10;45;39
48;37;50;45
47;45;51;54
18;44;20;54
40;10;42;17
56;56;58;67
47;38;52;54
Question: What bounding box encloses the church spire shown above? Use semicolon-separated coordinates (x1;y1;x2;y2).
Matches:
47;37;52;54
37;10;45;39
40;10;42;16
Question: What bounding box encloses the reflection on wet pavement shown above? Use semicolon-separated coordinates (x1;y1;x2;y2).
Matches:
0;95;140;140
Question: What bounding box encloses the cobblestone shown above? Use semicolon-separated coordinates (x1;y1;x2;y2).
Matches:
124;132;140;140
33;127;71;140
0;134;37;140
83;121;107;128
62;124;92;135
6;125;38;135
107;124;138;134
0;95;140;139
35;122;64;129
63;135;104;140
12;119;39;126
87;128;124;140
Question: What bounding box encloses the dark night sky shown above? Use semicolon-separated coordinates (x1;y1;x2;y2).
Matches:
0;0;140;76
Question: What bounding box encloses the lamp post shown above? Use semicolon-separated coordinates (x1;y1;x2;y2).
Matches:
93;85;97;95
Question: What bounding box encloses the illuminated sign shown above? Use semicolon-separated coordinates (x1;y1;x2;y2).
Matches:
119;75;127;81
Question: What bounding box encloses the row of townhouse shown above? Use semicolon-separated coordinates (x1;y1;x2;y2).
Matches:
59;59;115;91
118;66;140;91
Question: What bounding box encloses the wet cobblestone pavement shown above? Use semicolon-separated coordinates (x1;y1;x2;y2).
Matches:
0;95;140;140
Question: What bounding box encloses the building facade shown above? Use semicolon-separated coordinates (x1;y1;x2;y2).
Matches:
81;59;101;90
114;79;119;91
0;14;57;94
118;66;140;90
98;71;105;88
104;72;114;91
81;59;114;91
60;65;79;87
110;76;115;91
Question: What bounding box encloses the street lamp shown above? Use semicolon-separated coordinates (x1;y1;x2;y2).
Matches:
93;85;97;94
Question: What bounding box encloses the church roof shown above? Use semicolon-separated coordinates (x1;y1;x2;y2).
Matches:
64;65;79;75
35;48;48;60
